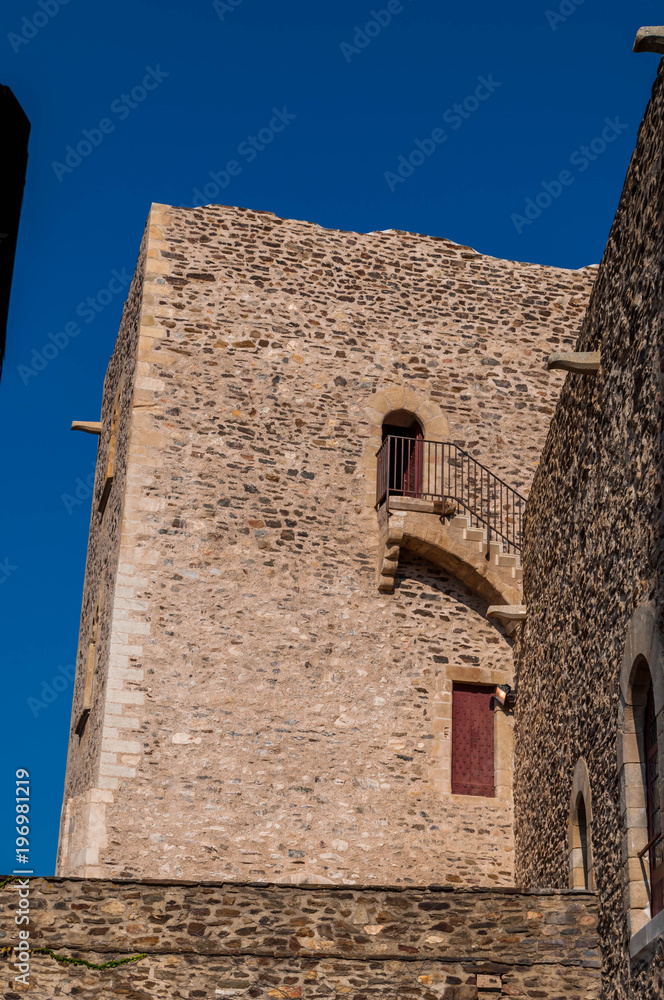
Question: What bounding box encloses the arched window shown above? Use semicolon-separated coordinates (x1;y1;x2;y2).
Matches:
568;758;594;889
645;683;664;915
619;610;664;946
380;411;423;502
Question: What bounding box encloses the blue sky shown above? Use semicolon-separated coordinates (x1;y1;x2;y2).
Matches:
0;0;660;875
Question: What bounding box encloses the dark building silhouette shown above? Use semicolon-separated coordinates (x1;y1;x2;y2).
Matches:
0;86;30;379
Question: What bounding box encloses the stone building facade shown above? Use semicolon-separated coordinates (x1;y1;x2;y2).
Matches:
56;201;593;893
12;30;664;1000
513;58;664;1000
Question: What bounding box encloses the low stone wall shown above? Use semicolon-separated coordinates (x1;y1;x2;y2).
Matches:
0;878;600;998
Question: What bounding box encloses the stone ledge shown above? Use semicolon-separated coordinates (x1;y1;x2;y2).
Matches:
546;351;601;373
630;908;664;962
633;26;664;55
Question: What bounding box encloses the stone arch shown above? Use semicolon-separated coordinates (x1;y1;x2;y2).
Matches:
379;511;522;608
568;757;594;890
618;605;664;938
364;387;449;508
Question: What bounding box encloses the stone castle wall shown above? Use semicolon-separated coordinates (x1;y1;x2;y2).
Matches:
513;63;664;998
57;202;594;887
0;877;601;999
56;235;148;875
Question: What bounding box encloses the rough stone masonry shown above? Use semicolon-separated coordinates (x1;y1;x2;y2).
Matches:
56;203;594;890
513;59;664;1000
0;877;601;999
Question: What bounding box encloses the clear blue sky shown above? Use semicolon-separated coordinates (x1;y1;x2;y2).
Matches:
0;0;660;875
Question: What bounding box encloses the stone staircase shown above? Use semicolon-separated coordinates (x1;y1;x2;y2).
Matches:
447;513;523;584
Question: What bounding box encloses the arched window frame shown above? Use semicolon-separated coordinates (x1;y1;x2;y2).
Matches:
363;387;449;511
619;605;664;954
568;757;594;890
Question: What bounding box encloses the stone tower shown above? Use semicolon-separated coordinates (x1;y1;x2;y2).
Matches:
57;203;594;885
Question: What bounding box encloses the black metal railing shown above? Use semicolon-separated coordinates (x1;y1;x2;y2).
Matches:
376;436;526;555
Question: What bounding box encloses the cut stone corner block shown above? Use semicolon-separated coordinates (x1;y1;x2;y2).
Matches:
71;420;102;434
377;522;405;594
633;26;664;55
487;605;527;623
546;351;601;374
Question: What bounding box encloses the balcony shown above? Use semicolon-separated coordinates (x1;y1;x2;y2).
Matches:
376;436;525;556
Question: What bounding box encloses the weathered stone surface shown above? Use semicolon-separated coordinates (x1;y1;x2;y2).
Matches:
59;203;594;887
633;26;664;54
0;878;601;998
514;63;664;1000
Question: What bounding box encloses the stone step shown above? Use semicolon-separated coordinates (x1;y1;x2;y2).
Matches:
488;540;502;560
464;527;486;542
448;514;469;532
497;552;518;568
445;513;523;580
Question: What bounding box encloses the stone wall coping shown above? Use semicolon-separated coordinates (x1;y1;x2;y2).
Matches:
3;875;597;897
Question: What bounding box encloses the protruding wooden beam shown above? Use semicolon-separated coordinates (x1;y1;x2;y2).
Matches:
546;351;600;374
71;421;102;434
633;26;664;55
487;605;527;623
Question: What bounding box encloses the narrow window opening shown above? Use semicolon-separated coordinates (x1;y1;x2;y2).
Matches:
75;588;103;739
451;683;495;797
577;795;589;889
99;387;121;514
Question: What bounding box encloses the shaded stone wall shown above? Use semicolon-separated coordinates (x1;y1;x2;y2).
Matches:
513;63;664;998
58;202;594;886
56;235;147;876
0;878;601;999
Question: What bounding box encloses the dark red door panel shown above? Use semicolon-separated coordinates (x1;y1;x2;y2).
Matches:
451;683;495;797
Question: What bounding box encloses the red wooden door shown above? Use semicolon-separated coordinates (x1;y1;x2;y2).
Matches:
451;684;495;797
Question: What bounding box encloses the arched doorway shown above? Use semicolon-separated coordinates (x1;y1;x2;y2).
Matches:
381;411;423;501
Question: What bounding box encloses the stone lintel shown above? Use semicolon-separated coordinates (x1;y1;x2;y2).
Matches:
546;351;601;373
633;26;664;54
71;420;102;434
